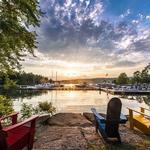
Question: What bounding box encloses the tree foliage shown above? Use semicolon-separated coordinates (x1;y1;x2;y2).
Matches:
116;73;129;85
116;64;150;85
0;71;50;86
132;71;141;84
132;63;150;84
0;0;42;72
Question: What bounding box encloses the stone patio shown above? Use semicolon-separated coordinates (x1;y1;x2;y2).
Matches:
33;113;150;150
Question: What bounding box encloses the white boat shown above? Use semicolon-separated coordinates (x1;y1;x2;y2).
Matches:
20;83;55;90
19;85;37;90
35;83;54;90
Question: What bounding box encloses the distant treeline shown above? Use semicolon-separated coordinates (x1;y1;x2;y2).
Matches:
0;64;149;88
61;63;150;85
115;63;150;85
0;71;52;86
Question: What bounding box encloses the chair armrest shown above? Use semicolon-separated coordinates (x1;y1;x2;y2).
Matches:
91;108;106;123
0;112;19;129
4;115;38;132
127;108;150;118
140;107;150;111
0;112;18;121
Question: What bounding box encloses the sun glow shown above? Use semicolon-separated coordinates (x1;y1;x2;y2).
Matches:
64;70;80;78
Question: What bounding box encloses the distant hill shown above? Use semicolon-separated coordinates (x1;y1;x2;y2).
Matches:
60;78;116;84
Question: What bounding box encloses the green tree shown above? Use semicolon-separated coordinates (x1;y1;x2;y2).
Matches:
141;63;150;83
116;73;129;85
0;0;42;72
0;71;51;86
132;63;150;84
132;71;141;84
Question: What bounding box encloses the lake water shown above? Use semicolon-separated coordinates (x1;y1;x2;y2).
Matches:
9;90;150;115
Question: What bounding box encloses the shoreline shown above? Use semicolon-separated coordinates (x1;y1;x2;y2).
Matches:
18;88;150;95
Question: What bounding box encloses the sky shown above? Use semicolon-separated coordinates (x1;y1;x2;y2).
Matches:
23;0;150;80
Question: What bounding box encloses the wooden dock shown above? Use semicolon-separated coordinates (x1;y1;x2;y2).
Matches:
101;88;150;95
19;87;100;91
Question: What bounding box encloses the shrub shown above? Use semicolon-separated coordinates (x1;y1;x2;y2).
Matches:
38;101;56;115
20;103;33;119
20;101;56;119
0;95;14;117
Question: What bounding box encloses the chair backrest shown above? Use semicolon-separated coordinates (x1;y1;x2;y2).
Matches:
105;97;122;137
0;115;38;150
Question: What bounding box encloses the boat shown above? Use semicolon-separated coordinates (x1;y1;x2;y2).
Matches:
19;83;55;90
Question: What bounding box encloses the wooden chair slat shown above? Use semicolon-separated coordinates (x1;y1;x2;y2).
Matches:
140;107;150;112
127;108;150;118
128;107;150;135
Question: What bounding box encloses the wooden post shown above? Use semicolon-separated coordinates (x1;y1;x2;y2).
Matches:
0;130;8;150
12;114;18;125
28;119;36;150
0;122;2;130
129;109;134;130
140;107;144;117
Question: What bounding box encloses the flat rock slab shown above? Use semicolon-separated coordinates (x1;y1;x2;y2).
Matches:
33;126;103;150
48;113;92;127
34;113;150;150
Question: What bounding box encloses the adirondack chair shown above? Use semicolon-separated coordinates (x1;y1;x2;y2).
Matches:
0;112;38;150
127;107;150;135
91;97;127;143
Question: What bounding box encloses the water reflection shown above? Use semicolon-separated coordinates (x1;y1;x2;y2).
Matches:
120;95;150;106
0;89;47;99
137;96;150;106
0;90;149;114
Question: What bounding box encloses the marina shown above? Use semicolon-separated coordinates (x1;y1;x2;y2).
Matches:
18;83;150;95
19;83;99;90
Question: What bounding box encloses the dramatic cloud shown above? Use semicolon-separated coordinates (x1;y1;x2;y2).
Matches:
37;0;104;51
23;0;150;78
